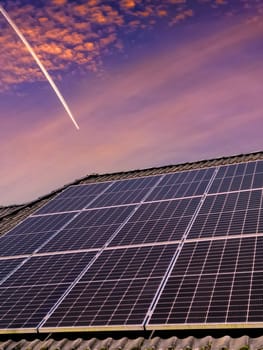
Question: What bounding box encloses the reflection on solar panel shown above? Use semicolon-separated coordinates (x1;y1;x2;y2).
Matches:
0;159;263;333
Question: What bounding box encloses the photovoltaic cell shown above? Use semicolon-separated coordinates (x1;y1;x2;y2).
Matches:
209;160;263;194
146;168;215;201
2;252;96;288
0;258;24;283
35;183;111;215
109;197;200;246
89;188;152;208
43;278;162;328
0;284;69;329
39;225;120;253
80;245;177;282
0;252;96;330
0;232;54;257
42;245;177;329
52;183;112;198
66;205;136;227
109;176;163;191
35;195;97;215
148;237;263;326
6;212;75;236
38;205;136;253
188;190;263;239
87;176;162;208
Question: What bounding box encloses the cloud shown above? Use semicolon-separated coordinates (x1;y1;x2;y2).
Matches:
2;0;260;91
1;17;262;205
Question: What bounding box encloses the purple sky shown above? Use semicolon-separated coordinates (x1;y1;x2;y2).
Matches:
0;0;262;205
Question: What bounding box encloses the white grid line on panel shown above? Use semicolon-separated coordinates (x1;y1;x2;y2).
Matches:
246;226;259;322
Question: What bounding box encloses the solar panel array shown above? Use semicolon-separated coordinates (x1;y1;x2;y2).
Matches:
0;160;262;333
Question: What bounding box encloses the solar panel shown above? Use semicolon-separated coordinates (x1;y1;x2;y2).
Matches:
1;160;263;333
147;236;263;327
39;205;136;253
0;252;95;330
188;190;263;239
6;213;76;235
109;197;201;246
0;258;24;283
41;244;177;330
209;160;263;194
0;232;55;257
88;176;162;208
35;182;112;215
146;168;215;201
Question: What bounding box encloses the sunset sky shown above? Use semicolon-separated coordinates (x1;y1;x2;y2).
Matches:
0;0;262;205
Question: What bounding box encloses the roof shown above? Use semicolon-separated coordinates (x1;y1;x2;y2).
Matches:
1;151;263;345
1;151;263;236
1;335;263;350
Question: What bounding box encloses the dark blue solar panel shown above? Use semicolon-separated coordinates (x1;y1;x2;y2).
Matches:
55;183;112;198
35;183;112;215
38;205;135;253
87;176;162;208
109;197;200;246
2;252;96;288
188;190;263;239
42;245;177;329
64;205;135;228
148;237;263;326
6;213;75;236
0;258;24;283
209;160;263;194
146;168;215;201
35;195;97;215
0;284;69;329
107;176;162;192
39;225;120;253
0;232;54;257
0;252;96;330
89;188;152;208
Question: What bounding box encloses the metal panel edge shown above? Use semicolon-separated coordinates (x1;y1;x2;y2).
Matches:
0;328;37;334
146;323;263;330
39;325;144;333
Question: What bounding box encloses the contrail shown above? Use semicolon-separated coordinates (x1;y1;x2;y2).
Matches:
0;4;80;130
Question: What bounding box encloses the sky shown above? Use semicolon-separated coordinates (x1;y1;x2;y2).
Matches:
0;0;262;205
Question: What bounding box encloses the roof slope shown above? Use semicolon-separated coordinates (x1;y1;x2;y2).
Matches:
1;151;263;236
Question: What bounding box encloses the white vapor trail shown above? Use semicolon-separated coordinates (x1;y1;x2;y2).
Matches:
0;5;80;130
